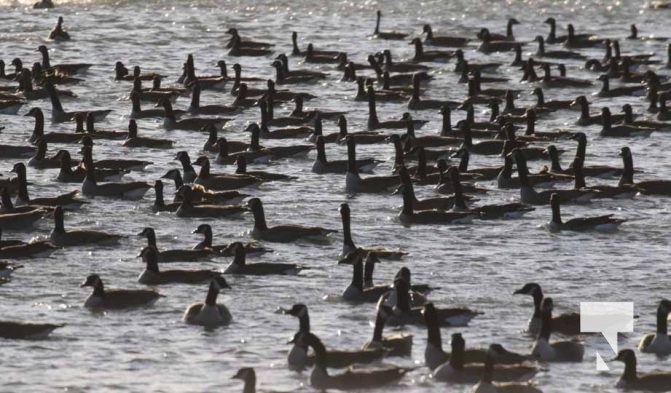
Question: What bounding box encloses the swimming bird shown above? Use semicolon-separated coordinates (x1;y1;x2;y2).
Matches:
637;300;671;355
312;136;381;175
513;283;582;336
335;115;387;145
28;138;76;169
137;246;221;285
398;184;474;225
187;81;241;115
183;277;232;327
531;298;584;362
228;35;273;57
159;98;229;131
470;346;543;393
371;10;408;39
224;242;303;275
600;107;653;137
37;45;91;75
81;161;151;200
81;274;163;310
161;168;248;205
48;17;70;41
12;163;85;208
534;36;584;59
571;157;637;199
45;82;111;123
215;138;269;166
619;147;671;196
345;137;399;193
123;120;173;148
0;320;64;339
621;104;671;130
338;203;405;261
56;150;127;183
176;186;247;218
422;24;468;47
49;206;120;247
532;87;572;111
362;308;412;357
612;349;671;391
597;74;645;98
247;197;336;243
234;156;293;182
246;123;314;160
138;227;216;262
547;193;625;232
192;156;261;191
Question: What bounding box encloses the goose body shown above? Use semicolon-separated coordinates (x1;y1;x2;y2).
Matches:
531;298;584;362
514;283;582;336
224;243;302;275
248;198;336;243
638;300;671;355
137;246;221;285
81;274;162;309
547;193;625;232
49;206;120;247
0;321;64;339
614;349;671;391
183;277;232;327
344;137;398;193
339;203;405;261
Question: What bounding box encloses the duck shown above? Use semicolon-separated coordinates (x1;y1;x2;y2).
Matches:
160;98;230;131
138;227;216;262
183;277;232;327
0;320;64;339
123;120;173;148
470;346;543;393
534;36;584;59
398;184;474;225
547;193;625;232
192;156;261;191
187;81;241;115
49;206;120;247
81;274;163;310
513;283;582;336
215;138;270;166
613;349;671;391
532;87;572;111
345;137;399;193
283;304;387;370
137;246;221;285
37;45;91;75
619;146;671;195
433;332;538;383
600;107;653;138
192;224;272;257
224;242;303;275
247;197;336;243
362;308;413;357
161;168;248;205
12;163;86;208
175;186;247;218
234;156;293;181
637;300;671;355
371;10;408;39
56;150;128;183
294;332;412;390
509;149;594;205
48;17;70;41
81;161;151;200
422;24;468;47
621;104;671;130
338;203;405;261
531;298;584;362
597;74;645;98
45;82;111;123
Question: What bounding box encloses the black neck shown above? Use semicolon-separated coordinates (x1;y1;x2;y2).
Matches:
92;280;105;298
350;260;364;291
204;280;220;306
190;84;201;109
54;209;65;233
341;207;354;249
371;312;385;342
440;109;451;135
539;307;552;340
551;198;562;224
657;304;669;335
620;153;634;185
251;203;268;231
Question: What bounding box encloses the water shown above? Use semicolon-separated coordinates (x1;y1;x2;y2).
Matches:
1;0;671;391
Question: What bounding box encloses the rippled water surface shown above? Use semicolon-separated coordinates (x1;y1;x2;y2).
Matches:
2;0;671;392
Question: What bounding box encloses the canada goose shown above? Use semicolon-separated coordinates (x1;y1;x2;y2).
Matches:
28;138;75;169
338;203;405;261
601;107;653;138
25;107;82;144
621;104;671;130
341;253;393;302
433;160;488;195
49;206;120;247
477;30;525;53
81;161;150;200
540;63;592;88
0;205;44;230
45;82;110;123
638;300;671;355
79;140;152;171
362;308;413;357
571;157;637;199
531;298;585;362
160;98;230;131
422;24;469;47
192;224;270;257
215;138;269;166
123;119;173;148
161;168;248;205
371;10;408;39
392;166;470;211
497;154;571;190
225;28;274;49
37;45;91;75
0;227;58;259
513;283;581;336
192;156;261;191
12;163;86;208
176;187;247;218
187;81;240;115
228;35;273;57
470;346;543;393
398;184;474;225
246;123;314;160
345;138;398;194
138;227;215;263
234;157;293;182
183;277;232;327
232;367;256;393
56;150;127;183
294;332;411;390
531;87;572;111
534;36;584;59
368;87;428;130
432;332;538;383
137;246;221;285
597;74;645;98
81;274;163;309
563;24;604;48
0;320;64;339
224;242;303;275
613;349;671;390
399;115;461;149
312;136;380;175
275;54;328;78
619;146;671;195
114;61;164;82
247;198;336;243
547;193;625;232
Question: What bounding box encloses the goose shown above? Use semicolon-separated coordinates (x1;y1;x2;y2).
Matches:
451;148;503;180
408;74;459;110
294;332;412;390
123;119;173;148
338;203;405;261
454;50;501;74
12;163;86;208
187;81;241;116
183;277;232;327
37;45;91;75
283;304;387;370
547;193;625;232
138;227;215;262
128;91;178;119
137;246;221;285
509;149;594;205
341;253;394;302
246;123;314;160
114;62;164;81
257;102;311;137
45;82;110;123
47;17;71;41
570;96;603;126
380;49;429;73
160;98;230;131
433;332;538;383
17;69;77;100
335;115;387;145
345;137;399;193
532;87;572;111
176;186;247;218
548;134;627;178
131;78;178;103
0;320;64;339
520;109;573;141
203;125;246;153
228;36;273;57
192;224;271;257
234;156;293;182
497;154;572;190
638;300;671;355
470;346;543;393
215;138;270;166
534;36;585;59
275;54;328;79
371;10;408;39
477;30;525;53
544;17;572;44
28;138;76;169
306;113;339;143
26;108;87;144
248;198;336;243
0;97;25;115
290;96;345;122
0;206;44;231
271;60;322;85
79;113;128;140
303;43;341;64
224;242;303;275
81;161;151;200
232;368;256;393
613;349;671;391
572;156;637;199
658;92;671;121
0;187;53;216
192;156;261;191
409;38;454;62
0;140;34;159
601;107;653;138
362;308;413;357
597;74;645;98
182;62;226;91
619;146;671;196
513;283;581;336
393;166;471;210
628;24;669;41
433;159;488;195
540;63;592;88
161;168;248;205
49;206;120;247
56;150;128;183
563;24;604;49
368;55;431;86
621;104;671;130
398;184;474;225
225;28;274;49
458;122;508;156
174;151;198;183
81;274;163;310
531;298;584;362
151;180;181;213
422;24;468;47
